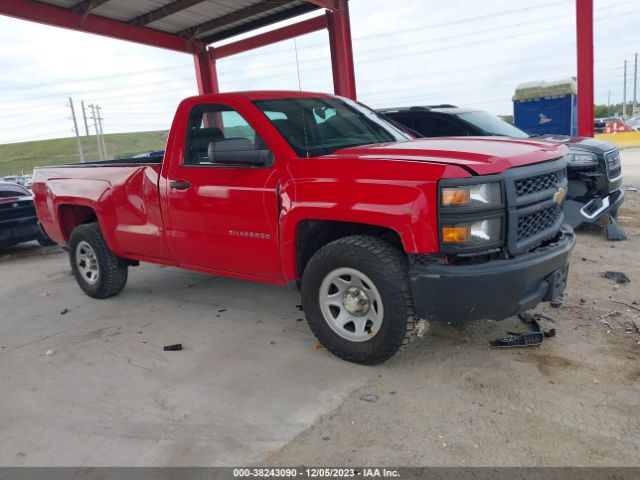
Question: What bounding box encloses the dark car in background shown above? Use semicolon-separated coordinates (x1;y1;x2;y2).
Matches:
594;117;613;134
379;105;624;232
0;182;55;248
132;150;165;159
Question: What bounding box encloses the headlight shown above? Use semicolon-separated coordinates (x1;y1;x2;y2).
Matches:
566;149;598;167
441;218;502;245
441;182;501;208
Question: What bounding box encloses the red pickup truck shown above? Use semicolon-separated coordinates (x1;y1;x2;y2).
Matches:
34;91;575;364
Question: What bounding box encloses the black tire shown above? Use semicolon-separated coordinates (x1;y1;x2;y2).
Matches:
301;235;416;365
36;224;56;246
68;222;128;299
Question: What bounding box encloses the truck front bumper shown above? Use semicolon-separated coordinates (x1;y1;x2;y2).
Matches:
409;226;575;323
0;216;41;247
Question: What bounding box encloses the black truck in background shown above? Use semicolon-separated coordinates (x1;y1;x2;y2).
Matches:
0;182;55;248
379;105;625;235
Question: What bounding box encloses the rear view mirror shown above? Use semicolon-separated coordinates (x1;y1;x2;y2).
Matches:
207;138;272;166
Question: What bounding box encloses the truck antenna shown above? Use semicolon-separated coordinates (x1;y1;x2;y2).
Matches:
293;36;310;158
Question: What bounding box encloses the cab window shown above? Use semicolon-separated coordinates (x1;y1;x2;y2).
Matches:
185;104;271;166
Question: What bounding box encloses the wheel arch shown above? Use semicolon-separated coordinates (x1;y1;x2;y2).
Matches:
58;204;98;241
294;219;405;280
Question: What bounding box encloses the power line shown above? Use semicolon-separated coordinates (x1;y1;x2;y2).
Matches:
1;2;635;142
2;5;635;109
2;2;635;103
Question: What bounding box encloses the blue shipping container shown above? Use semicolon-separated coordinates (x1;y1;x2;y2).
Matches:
513;95;578;136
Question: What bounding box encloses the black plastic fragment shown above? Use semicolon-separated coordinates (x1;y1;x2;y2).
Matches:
603;271;630;284
490;312;555;349
606;215;627;241
490;332;544;348
163;344;183;351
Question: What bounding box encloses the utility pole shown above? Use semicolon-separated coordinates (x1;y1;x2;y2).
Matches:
633;52;638;116
607;89;611;116
89;103;104;161
80;100;90;136
67;97;85;163
96;105;108;159
623;60;627;118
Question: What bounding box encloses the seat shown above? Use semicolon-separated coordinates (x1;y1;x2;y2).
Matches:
271;119;305;147
188;127;224;164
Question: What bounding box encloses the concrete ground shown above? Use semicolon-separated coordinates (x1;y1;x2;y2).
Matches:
621;148;640;184
267;191;640;467
1;170;639;467
0;246;371;466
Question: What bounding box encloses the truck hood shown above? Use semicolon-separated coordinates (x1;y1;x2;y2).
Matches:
329;137;568;175
533;134;617;155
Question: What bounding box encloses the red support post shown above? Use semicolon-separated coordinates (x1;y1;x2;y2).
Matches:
576;0;594;137
193;47;220;95
326;0;356;100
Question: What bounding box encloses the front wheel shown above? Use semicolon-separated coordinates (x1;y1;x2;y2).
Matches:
69;223;128;299
301;235;416;365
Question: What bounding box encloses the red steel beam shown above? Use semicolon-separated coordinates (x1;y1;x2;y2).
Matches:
327;0;356;99
576;0;594;137
215;15;328;60
307;0;340;10
194;47;219;94
0;0;204;54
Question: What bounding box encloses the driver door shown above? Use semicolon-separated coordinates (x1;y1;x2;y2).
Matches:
165;103;281;279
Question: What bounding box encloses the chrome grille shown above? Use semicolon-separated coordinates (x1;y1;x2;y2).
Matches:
517;205;562;242
604;148;621;179
505;158;567;255
514;168;567;197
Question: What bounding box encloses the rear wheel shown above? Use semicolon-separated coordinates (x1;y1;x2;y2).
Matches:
69;223;128;299
301;235;416;365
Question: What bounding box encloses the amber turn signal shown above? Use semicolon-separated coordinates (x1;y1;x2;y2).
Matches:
442;226;471;243
441;188;471;206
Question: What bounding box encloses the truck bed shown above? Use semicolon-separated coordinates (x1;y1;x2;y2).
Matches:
51;155;163;168
33;162;168;260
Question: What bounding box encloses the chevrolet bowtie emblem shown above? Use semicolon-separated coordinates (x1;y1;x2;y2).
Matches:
553;186;566;205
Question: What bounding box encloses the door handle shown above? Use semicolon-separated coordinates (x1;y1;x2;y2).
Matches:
169;180;191;190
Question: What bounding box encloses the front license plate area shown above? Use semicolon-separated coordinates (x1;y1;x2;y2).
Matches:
545;264;569;301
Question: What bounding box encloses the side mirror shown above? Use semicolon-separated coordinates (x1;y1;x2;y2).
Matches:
207;138;272;166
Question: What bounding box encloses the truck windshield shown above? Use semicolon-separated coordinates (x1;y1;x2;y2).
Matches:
253;97;411;157
457;111;530;138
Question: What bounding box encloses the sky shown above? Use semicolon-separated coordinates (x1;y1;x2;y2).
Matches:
0;0;638;144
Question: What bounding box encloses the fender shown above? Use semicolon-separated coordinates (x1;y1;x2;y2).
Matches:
278;157;471;280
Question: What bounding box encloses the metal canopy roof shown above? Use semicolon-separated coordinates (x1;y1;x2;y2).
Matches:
31;0;321;44
1;0;357;98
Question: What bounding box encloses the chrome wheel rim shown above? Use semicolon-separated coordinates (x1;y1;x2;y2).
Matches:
319;267;384;342
76;240;99;285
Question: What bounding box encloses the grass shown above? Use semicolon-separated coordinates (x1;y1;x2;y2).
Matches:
0;130;169;177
